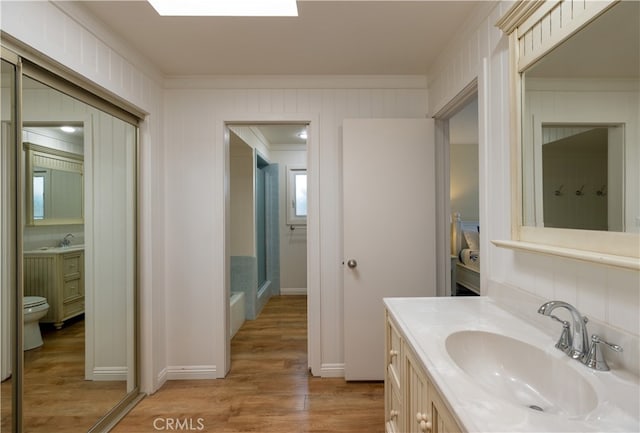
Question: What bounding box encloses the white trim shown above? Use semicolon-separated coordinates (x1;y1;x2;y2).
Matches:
319;363;345;378
92;367;128;382
156;367;168;388
477;58;490;296
166;365;218;380
492;239;640;270
164;75;428;90
280;287;307;295
433;79;479;298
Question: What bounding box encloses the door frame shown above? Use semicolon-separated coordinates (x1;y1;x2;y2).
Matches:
432;59;489;297
219;113;320;377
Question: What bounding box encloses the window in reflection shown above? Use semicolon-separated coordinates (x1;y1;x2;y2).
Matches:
32;173;45;220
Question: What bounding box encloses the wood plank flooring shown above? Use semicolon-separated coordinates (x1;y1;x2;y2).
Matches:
1;316;127;432
113;295;384;433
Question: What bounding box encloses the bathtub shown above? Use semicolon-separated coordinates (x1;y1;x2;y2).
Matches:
230;291;246;338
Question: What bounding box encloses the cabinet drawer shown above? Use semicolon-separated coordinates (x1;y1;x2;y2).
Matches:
387;318;402;385
63;255;81;276
63;297;84;319
386;385;402;433
63;278;83;300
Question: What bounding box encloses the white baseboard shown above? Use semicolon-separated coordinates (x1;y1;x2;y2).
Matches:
93;366;127;381
166;365;218;380
281;287;307;295
156;367;168;391
320;363;344;378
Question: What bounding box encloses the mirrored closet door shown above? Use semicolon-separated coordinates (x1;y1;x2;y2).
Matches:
1;49;140;432
1;52;18;433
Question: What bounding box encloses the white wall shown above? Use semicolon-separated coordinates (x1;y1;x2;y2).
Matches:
270;149;307;292
523;80;639;232
449;143;479;222
427;0;640;352
229;134;255;257
1;0;166;393
7;0;636;388
162;78;428;377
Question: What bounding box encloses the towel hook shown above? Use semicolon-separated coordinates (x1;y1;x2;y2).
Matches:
554;184;564;196
575;185;585;196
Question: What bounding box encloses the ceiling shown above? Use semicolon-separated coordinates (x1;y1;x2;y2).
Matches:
78;1;479;76
257;124;307;146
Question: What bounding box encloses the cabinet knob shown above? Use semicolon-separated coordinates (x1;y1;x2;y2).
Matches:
389;349;399;359
420;420;432;432
389;410;399;419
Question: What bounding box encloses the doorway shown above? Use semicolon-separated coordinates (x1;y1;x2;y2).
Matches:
434;83;482;298
226;122;308;370
448;96;481;296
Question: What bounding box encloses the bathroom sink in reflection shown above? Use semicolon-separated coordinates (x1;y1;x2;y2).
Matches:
29;245;85;254
445;330;598;417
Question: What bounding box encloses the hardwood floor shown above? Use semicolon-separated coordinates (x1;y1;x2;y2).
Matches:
113;295;384;433
1;317;127;432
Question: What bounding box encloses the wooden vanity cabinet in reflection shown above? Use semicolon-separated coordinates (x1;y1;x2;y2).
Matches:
24;249;85;329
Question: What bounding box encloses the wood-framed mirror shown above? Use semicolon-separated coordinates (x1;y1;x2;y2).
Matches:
24;139;84;226
495;0;640;269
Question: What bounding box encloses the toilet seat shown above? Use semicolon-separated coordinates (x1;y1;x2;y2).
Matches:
24;296;47;309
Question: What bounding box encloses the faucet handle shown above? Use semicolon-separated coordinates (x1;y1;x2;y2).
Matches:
584;335;623;371
549;315;572;354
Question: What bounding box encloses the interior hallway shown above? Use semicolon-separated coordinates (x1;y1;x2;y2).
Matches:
113;295;384;432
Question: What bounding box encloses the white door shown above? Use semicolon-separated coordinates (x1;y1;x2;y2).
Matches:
343;118;436;380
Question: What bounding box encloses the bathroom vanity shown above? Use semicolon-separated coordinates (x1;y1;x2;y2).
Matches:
384;297;639;433
24;246;85;329
385;307;461;433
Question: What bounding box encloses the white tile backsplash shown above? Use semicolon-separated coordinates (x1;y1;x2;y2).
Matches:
552;259;578;305
576;263;608;323
607;268;640;334
489;279;640;377
23;225;84;251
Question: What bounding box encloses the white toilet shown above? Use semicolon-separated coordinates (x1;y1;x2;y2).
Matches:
23;296;49;351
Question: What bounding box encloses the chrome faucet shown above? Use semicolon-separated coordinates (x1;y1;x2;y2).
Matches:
59;233;74;247
538;300;590;360
538;300;623;371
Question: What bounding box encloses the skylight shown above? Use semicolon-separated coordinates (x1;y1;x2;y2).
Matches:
147;0;298;17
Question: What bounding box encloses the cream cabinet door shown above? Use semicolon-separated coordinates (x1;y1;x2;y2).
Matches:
405;347;432;433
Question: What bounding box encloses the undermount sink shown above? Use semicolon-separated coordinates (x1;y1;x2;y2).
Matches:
445;330;598;417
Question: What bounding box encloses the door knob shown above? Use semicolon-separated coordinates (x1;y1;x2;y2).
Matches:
347;259;357;269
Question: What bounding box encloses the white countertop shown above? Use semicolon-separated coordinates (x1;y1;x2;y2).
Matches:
24;245;84;255
384;296;640;433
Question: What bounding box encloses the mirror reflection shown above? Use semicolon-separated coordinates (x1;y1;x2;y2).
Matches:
1;57;16;433
521;0;639;232
20;75;137;432
23;129;84;225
